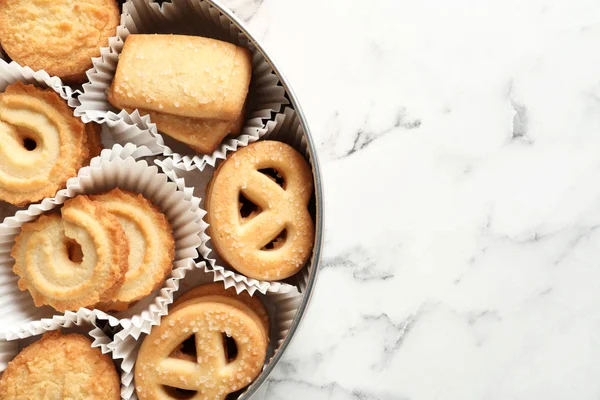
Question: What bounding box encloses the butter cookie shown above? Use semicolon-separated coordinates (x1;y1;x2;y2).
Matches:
135;294;268;400
0;331;120;399
0;0;120;83
205;140;315;280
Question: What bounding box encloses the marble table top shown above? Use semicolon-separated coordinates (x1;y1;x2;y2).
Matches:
220;0;600;399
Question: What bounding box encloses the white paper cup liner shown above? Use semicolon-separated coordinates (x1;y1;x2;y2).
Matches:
0;143;206;340
109;270;304;400
0;311;112;369
75;0;289;169
159;108;315;294
0;59;80;109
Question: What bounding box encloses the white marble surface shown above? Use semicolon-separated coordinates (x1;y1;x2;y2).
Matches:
218;0;600;399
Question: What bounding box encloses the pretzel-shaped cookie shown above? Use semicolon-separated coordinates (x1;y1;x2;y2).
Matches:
206;140;315;280
135;296;268;400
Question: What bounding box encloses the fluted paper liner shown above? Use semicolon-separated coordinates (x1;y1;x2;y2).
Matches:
0;59;80;110
0;315;129;396
158;108;315;294
0;310;110;363
75;0;288;169
0;143;206;340
109;268;304;400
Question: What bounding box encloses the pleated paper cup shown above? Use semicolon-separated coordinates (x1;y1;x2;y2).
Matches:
0;143;206;339
0;59;80;113
0;314;128;397
0;312;113;368
75;0;288;169
109;269;304;400
158;108;316;294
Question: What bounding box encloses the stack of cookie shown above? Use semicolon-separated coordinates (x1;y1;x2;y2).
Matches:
12;189;175;312
0;0;318;399
108;34;253;154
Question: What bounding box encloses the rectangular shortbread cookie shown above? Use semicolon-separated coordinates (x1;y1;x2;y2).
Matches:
109;34;252;121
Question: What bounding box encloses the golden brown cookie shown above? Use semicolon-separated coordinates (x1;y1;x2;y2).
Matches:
173;283;269;332
0;82;93;206
11;195;129;312
0;0;120;83
135;295;268;400
108;34;251;154
205;140;315;280
109;34;252;120
0;331;120;399
90;188;174;311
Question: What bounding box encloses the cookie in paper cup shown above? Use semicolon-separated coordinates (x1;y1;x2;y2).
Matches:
157;157;296;295
0;308;111;351
109;268;304;400
0;315;124;398
158;108;316;294
75;0;288;168
0;143;205;339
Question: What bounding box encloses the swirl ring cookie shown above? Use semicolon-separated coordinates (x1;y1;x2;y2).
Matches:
0;82;100;206
135;295;268;400
205;140;315;280
0;331;120;399
0;0;120;83
11;195;129;312
91;188;175;311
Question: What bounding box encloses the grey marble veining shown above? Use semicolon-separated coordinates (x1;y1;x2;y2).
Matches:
219;0;600;399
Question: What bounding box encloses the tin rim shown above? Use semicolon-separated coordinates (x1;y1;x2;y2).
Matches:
206;0;324;398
